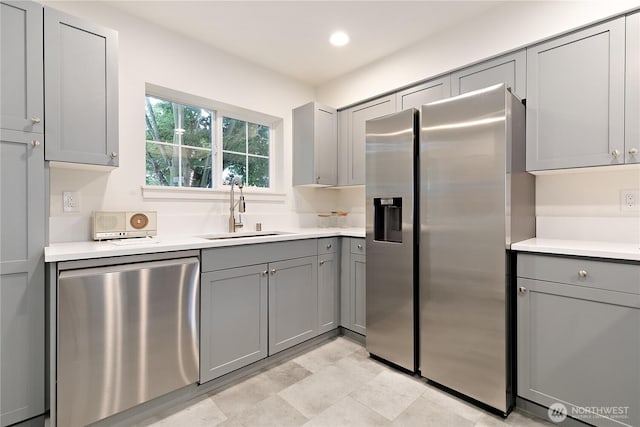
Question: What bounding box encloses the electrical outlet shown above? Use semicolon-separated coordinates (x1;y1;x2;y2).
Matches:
620;189;640;212
63;191;80;213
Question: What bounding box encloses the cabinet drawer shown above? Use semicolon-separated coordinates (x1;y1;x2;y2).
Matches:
518;253;640;295
350;238;365;255
318;237;338;254
202;239;317;272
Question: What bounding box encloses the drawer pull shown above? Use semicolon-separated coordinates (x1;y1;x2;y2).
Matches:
578;270;588;278
261;270;268;276
611;149;621;158
270;269;276;275
357;244;363;249
518;286;527;295
319;260;325;266
326;244;332;249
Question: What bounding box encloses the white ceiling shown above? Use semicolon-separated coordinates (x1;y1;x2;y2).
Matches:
105;1;503;86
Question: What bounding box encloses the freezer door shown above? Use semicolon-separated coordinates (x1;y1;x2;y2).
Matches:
420;83;512;412
365;108;417;372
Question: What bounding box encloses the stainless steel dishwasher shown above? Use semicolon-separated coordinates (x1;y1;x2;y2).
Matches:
57;252;200;427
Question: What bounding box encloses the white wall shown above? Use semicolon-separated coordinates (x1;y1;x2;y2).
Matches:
43;1;322;242
316;0;640;241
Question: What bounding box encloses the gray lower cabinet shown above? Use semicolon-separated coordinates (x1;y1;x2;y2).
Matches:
526;18;626;171
200;264;268;383
626;12;640;164
396;76;451;111
0;130;45;427
1;1;44;135
44;7;119;166
269;256;318;355
517;253;640;427
338;95;396;186
318;251;339;334
451;50;526;100
340;238;366;335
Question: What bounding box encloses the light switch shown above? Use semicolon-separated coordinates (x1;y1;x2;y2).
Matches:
63;191;80;213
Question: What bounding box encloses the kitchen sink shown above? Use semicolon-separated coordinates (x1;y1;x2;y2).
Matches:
199;231;290;240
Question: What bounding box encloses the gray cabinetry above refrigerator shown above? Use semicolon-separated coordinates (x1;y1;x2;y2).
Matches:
293;102;337;186
526;18;626;171
44;7;119;167
517;253;640;427
396;76;451;111
451;50;526;100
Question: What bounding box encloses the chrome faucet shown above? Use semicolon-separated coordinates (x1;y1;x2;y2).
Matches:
228;176;245;232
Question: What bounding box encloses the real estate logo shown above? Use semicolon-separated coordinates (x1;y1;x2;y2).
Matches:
548;402;568;423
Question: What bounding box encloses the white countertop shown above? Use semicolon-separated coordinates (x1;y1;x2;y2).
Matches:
512;238;640;262
45;228;365;262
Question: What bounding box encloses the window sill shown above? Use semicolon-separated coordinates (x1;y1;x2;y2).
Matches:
141;185;287;203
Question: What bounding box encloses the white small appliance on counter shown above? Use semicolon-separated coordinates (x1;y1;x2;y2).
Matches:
92;211;158;240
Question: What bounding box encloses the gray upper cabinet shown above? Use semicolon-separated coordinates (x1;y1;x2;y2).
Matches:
451;50;526;100
396;75;451;111
626;12;640;164
526;18;626;171
1;1;43;134
44;7;119;166
338;95;396;186
0;130;45;427
200;265;268;383
293;102;337;186
517;254;640;427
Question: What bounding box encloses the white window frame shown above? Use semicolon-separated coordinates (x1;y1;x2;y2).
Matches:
142;84;284;201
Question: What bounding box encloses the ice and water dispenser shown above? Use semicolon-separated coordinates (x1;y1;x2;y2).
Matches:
373;197;402;243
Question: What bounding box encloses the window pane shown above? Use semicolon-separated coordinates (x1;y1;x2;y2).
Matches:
182;106;212;148
181;147;212;188
222;117;246;153
223;152;246;185
146;142;178;186
145;96;176;143
248;156;269;188
248;123;269;156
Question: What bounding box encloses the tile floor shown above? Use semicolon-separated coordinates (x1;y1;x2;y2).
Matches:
139;337;552;427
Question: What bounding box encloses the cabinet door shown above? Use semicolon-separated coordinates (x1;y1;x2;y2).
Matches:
200;264;268;383
292;103;337;186
339;238;351;328
451;50;526;100
44;7;119;166
526;18;625;171
517;278;640;427
0;130;45;427
396;76;451;111
318;252;339;334
0;1;43;134
268;256;318;355
626;12;640;164
350;253;366;335
342;95;396;185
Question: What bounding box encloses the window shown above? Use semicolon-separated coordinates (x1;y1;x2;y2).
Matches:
145;94;272;190
145;96;213;188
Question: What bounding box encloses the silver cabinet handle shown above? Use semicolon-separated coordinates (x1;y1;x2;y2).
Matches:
629;148;639;156
326;244;332;249
357;244;363;249
518;286;527;295
611;149;621;158
319;260;325;266
578;270;588;278
31;117;41;124
316;176;321;182
261;270;268;276
270;269;276;275
110;152;118;159
31;140;41;148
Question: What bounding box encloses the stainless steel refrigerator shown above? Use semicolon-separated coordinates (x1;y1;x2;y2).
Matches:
365;108;418;373
420;83;534;413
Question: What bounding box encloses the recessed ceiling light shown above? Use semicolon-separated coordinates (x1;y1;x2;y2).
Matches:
330;31;349;47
